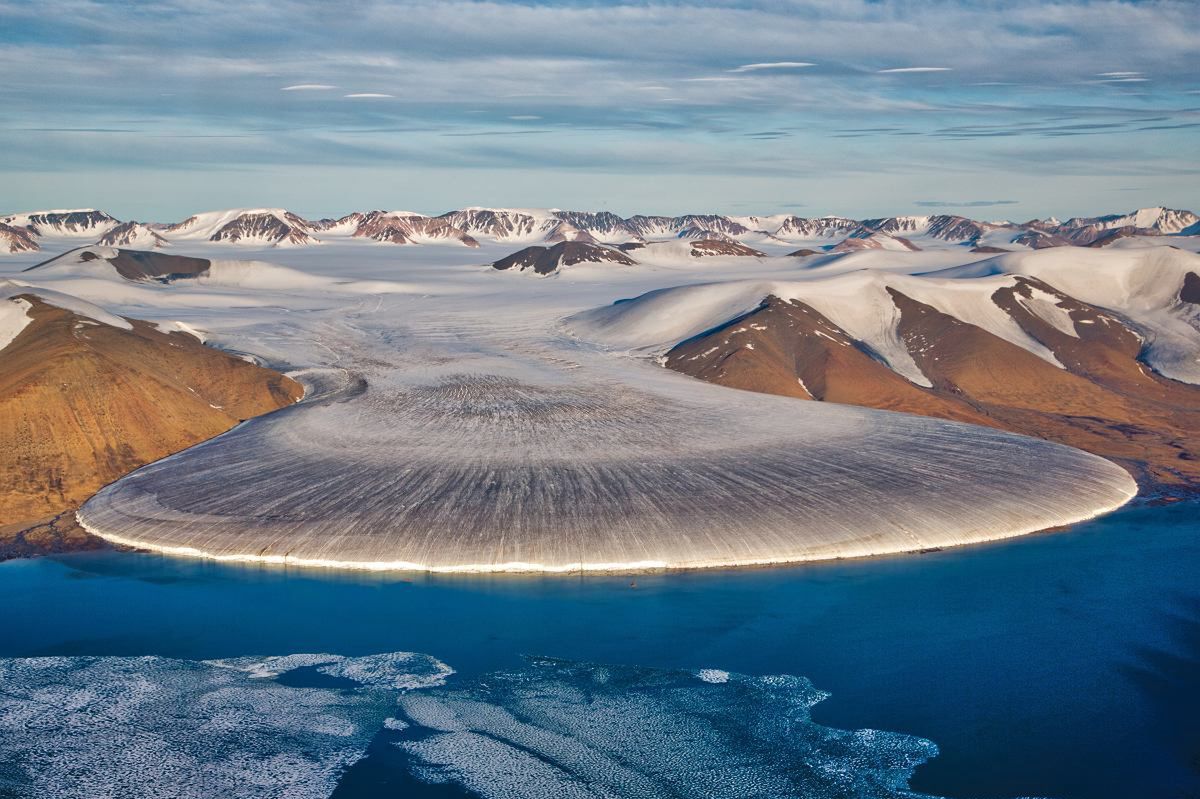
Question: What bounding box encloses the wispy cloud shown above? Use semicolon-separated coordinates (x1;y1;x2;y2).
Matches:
877;67;953;74
1;0;1197;218
915;199;1019;208
729;61;815;73
1094;70;1149;84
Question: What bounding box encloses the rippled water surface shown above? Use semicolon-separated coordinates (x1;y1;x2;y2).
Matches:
1;501;1197;798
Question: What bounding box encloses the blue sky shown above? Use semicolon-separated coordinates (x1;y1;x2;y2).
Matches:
1;0;1197;220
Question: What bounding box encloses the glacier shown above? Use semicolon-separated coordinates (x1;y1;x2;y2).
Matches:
6;240;1142;572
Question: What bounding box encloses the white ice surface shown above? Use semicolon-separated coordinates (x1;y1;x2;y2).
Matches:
0;277;132;330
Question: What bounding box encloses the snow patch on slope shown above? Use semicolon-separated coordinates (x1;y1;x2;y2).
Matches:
0;278;132;330
0;295;33;352
936;246;1200;384
567;269;1068;387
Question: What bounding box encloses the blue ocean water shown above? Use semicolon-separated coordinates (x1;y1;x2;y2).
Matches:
1;501;1197;798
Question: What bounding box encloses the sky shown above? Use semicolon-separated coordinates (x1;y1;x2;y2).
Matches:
1;0;1198;221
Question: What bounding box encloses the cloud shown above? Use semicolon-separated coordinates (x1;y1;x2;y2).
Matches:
2;0;1197;219
914;199;1020;208
877;67;953;74
728;62;816;73
508;115;541;120
1137;121;1200;131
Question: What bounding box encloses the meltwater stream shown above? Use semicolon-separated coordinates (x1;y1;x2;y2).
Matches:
1;500;1197;798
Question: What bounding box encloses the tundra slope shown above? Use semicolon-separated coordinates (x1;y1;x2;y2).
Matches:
0;273;301;556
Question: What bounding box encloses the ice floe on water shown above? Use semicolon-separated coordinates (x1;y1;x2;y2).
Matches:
392;657;947;799
207;651;454;689
0;652;447;799
697;667;731;683
0;651;1008;798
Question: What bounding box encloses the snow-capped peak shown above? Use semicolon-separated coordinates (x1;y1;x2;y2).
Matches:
1;209;120;237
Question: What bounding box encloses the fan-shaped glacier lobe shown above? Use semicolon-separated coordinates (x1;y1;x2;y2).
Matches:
77;316;1137;572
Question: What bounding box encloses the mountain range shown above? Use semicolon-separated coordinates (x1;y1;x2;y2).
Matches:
2;205;1196;255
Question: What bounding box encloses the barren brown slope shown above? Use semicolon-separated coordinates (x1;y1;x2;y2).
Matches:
888;287;1200;490
1181;271;1200;304
493;242;635;274
0;297;302;555
666;287;1200;496
665;296;993;426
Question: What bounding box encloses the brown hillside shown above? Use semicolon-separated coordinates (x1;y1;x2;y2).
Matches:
665;297;992;426
667;288;1200;495
0;297;302;554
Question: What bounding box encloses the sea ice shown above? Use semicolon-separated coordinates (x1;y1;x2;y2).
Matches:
393;657;947;799
0;652;448;799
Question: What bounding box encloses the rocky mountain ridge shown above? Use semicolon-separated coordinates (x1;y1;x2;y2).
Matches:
1;205;1196;255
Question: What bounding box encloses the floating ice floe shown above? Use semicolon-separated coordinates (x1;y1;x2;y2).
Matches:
0;653;986;799
392;657;947;799
0;652;449;799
